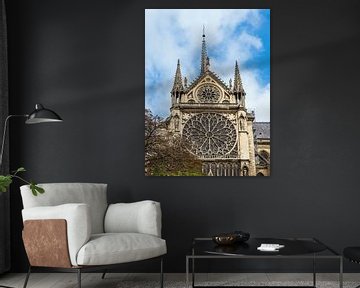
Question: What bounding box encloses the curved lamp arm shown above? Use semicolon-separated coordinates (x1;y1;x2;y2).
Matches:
0;104;63;170
0;114;28;169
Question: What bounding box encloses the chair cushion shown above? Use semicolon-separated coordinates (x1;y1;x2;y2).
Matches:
21;183;108;234
344;247;360;263
76;233;167;266
105;201;162;237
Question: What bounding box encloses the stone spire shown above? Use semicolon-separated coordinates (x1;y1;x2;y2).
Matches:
172;59;184;93
201;26;209;74
233;61;244;93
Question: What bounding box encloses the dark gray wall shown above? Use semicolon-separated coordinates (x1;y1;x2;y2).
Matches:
5;0;360;273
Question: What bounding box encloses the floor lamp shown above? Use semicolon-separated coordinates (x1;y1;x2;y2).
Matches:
0;103;63;167
0;103;62;288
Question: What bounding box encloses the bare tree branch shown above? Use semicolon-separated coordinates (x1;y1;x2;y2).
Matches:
145;109;203;176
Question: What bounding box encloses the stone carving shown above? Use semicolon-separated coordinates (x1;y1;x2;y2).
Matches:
239;116;246;131
174;115;180;131
242;166;249;176
197;84;221;103
182;113;237;158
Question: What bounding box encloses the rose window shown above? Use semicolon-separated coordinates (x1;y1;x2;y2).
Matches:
197;85;220;103
182;113;237;158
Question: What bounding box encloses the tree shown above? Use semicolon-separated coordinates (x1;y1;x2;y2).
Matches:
145;109;203;176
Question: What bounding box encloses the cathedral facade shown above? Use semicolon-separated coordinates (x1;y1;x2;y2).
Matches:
167;32;270;176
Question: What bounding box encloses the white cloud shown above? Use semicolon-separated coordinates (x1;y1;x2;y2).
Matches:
242;72;270;122
145;9;270;122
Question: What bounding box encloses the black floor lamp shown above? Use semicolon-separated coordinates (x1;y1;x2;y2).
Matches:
0;103;62;288
0;103;63;167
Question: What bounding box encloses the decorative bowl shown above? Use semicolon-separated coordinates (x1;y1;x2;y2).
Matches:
212;230;250;246
212;233;237;245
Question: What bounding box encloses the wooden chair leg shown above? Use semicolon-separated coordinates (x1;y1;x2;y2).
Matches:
22;266;31;288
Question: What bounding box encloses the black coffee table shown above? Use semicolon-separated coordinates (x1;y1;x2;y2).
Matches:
185;237;342;288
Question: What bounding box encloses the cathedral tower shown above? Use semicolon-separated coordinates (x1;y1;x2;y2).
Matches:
168;31;256;176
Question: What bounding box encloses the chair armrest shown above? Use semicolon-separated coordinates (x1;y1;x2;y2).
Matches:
22;203;91;266
104;200;162;237
23;219;72;268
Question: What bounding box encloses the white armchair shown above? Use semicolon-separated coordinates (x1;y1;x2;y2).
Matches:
20;183;166;288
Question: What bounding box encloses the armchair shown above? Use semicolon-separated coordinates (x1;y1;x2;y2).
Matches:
20;183;166;288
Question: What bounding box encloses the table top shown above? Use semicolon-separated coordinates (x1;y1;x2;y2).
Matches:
190;237;340;258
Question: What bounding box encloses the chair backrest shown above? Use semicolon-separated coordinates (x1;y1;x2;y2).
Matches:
20;183;108;234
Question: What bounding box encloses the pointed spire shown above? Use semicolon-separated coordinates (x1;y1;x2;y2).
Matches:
172;59;184;93
201;26;209;74
233;61;244;93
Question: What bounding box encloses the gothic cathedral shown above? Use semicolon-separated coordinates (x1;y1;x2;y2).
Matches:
167;32;270;176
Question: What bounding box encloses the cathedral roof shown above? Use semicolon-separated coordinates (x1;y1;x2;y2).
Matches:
175;30;248;98
186;70;230;92
253;122;270;139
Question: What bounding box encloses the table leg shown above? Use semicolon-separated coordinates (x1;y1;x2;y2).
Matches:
192;247;195;288
186;257;189;288
313;254;316;287
192;257;195;288
339;256;343;288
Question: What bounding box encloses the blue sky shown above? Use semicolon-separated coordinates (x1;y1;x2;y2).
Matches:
145;9;270;122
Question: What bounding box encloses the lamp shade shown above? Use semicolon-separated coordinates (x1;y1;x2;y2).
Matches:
25;104;63;124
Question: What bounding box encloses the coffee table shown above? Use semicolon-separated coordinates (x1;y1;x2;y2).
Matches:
186;237;343;288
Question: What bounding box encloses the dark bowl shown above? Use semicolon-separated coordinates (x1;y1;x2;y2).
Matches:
212;234;237;245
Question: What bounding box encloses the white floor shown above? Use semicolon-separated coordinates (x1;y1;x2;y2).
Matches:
0;273;358;288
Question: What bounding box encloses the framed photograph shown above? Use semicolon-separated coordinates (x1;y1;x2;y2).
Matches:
145;9;270;176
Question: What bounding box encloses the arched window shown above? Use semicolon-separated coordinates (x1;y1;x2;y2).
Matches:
218;163;224;176
257;172;264;176
209;163;216;176
202;163;210;175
